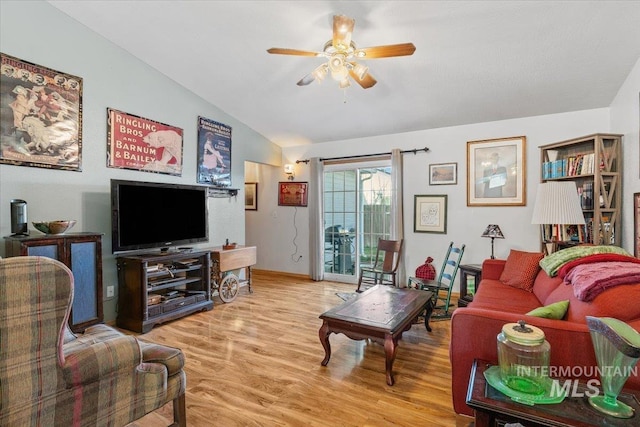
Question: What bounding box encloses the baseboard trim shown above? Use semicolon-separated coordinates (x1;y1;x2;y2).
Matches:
252;269;310;280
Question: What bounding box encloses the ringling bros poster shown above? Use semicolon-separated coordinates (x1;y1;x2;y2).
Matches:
0;52;83;171
107;108;183;176
197;116;231;187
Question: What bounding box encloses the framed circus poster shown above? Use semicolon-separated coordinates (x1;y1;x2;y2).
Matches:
0;52;83;171
197;116;231;187
278;182;308;207
107;108;183;176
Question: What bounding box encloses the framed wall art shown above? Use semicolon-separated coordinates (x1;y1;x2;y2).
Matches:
0;52;83;171
278;182;308;207
245;182;258;210
635;192;640;257
467;136;526;206
414;194;447;233
429;162;457;185
107;108;183;176
197;116;231;187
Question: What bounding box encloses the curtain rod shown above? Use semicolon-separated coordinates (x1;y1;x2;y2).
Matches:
295;147;429;164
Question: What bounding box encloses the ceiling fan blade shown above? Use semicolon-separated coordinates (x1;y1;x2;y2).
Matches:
297;64;329;86
267;48;323;57
332;15;355;50
355;43;416;59
349;69;377;89
297;72;316;86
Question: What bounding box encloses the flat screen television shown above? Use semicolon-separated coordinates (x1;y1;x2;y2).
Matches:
111;179;209;253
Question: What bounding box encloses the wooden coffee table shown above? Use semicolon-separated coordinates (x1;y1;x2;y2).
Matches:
318;285;433;386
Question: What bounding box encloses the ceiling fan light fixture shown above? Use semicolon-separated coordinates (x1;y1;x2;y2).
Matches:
339;78;351;89
329;55;348;81
312;64;328;82
331;66;348;81
267;14;415;92
351;62;368;80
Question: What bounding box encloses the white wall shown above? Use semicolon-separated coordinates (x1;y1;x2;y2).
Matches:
244;161;308;272
0;1;281;322
266;108;619;288
611;56;640;253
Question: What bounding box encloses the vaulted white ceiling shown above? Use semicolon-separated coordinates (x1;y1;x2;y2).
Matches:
48;1;640;147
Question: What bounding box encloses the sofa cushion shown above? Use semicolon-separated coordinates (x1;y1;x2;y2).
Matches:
539;245;631;277
526;300;569;320
544;280;640;323
472;279;542;313
499;249;544;291
532;270;563;303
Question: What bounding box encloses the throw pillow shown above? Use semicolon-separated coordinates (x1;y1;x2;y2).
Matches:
499;249;544;292
526;300;570;320
539;245;631;277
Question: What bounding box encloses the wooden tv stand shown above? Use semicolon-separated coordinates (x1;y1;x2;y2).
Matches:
116;250;213;333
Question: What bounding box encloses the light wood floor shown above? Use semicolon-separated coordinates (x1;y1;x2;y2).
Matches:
126;271;472;427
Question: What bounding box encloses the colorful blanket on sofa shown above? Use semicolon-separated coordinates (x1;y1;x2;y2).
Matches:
557;253;640;279
539;245;631;277
564;260;640;301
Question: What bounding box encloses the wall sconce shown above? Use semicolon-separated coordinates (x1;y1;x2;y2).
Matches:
284;164;295;180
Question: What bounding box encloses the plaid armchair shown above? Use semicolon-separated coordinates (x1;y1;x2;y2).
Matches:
0;256;186;426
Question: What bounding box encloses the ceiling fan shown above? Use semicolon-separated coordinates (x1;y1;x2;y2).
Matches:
267;15;416;89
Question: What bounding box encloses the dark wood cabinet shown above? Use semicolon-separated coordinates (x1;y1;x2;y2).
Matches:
116;250;213;333
4;232;103;332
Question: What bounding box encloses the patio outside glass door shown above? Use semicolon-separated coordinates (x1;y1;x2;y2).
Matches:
323;161;392;283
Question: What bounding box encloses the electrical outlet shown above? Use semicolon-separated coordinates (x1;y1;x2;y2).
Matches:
106;285;115;298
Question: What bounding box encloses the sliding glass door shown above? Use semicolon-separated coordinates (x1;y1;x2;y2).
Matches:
323;161;392;283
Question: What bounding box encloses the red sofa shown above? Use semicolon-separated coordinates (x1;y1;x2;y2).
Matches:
450;258;640;417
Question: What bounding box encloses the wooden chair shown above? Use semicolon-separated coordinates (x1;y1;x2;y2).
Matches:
408;241;465;317
356;238;403;292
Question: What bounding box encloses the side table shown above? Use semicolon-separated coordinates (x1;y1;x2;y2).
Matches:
466;359;640;427
458;264;482;307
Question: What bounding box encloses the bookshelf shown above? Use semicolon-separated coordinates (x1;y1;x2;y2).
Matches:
539;133;622;247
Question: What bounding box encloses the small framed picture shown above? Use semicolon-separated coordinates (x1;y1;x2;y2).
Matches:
414;194;447;233
429;162;457;185
278;182;308;207
245;182;257;210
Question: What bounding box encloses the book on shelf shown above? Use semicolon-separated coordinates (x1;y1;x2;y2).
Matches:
580;181;594;209
542;152;596;179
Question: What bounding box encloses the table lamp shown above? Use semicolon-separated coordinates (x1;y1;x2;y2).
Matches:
531;182;585;254
481;224;504;259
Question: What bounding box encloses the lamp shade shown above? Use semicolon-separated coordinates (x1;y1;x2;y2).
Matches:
481;224;505;239
531;182;585;225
